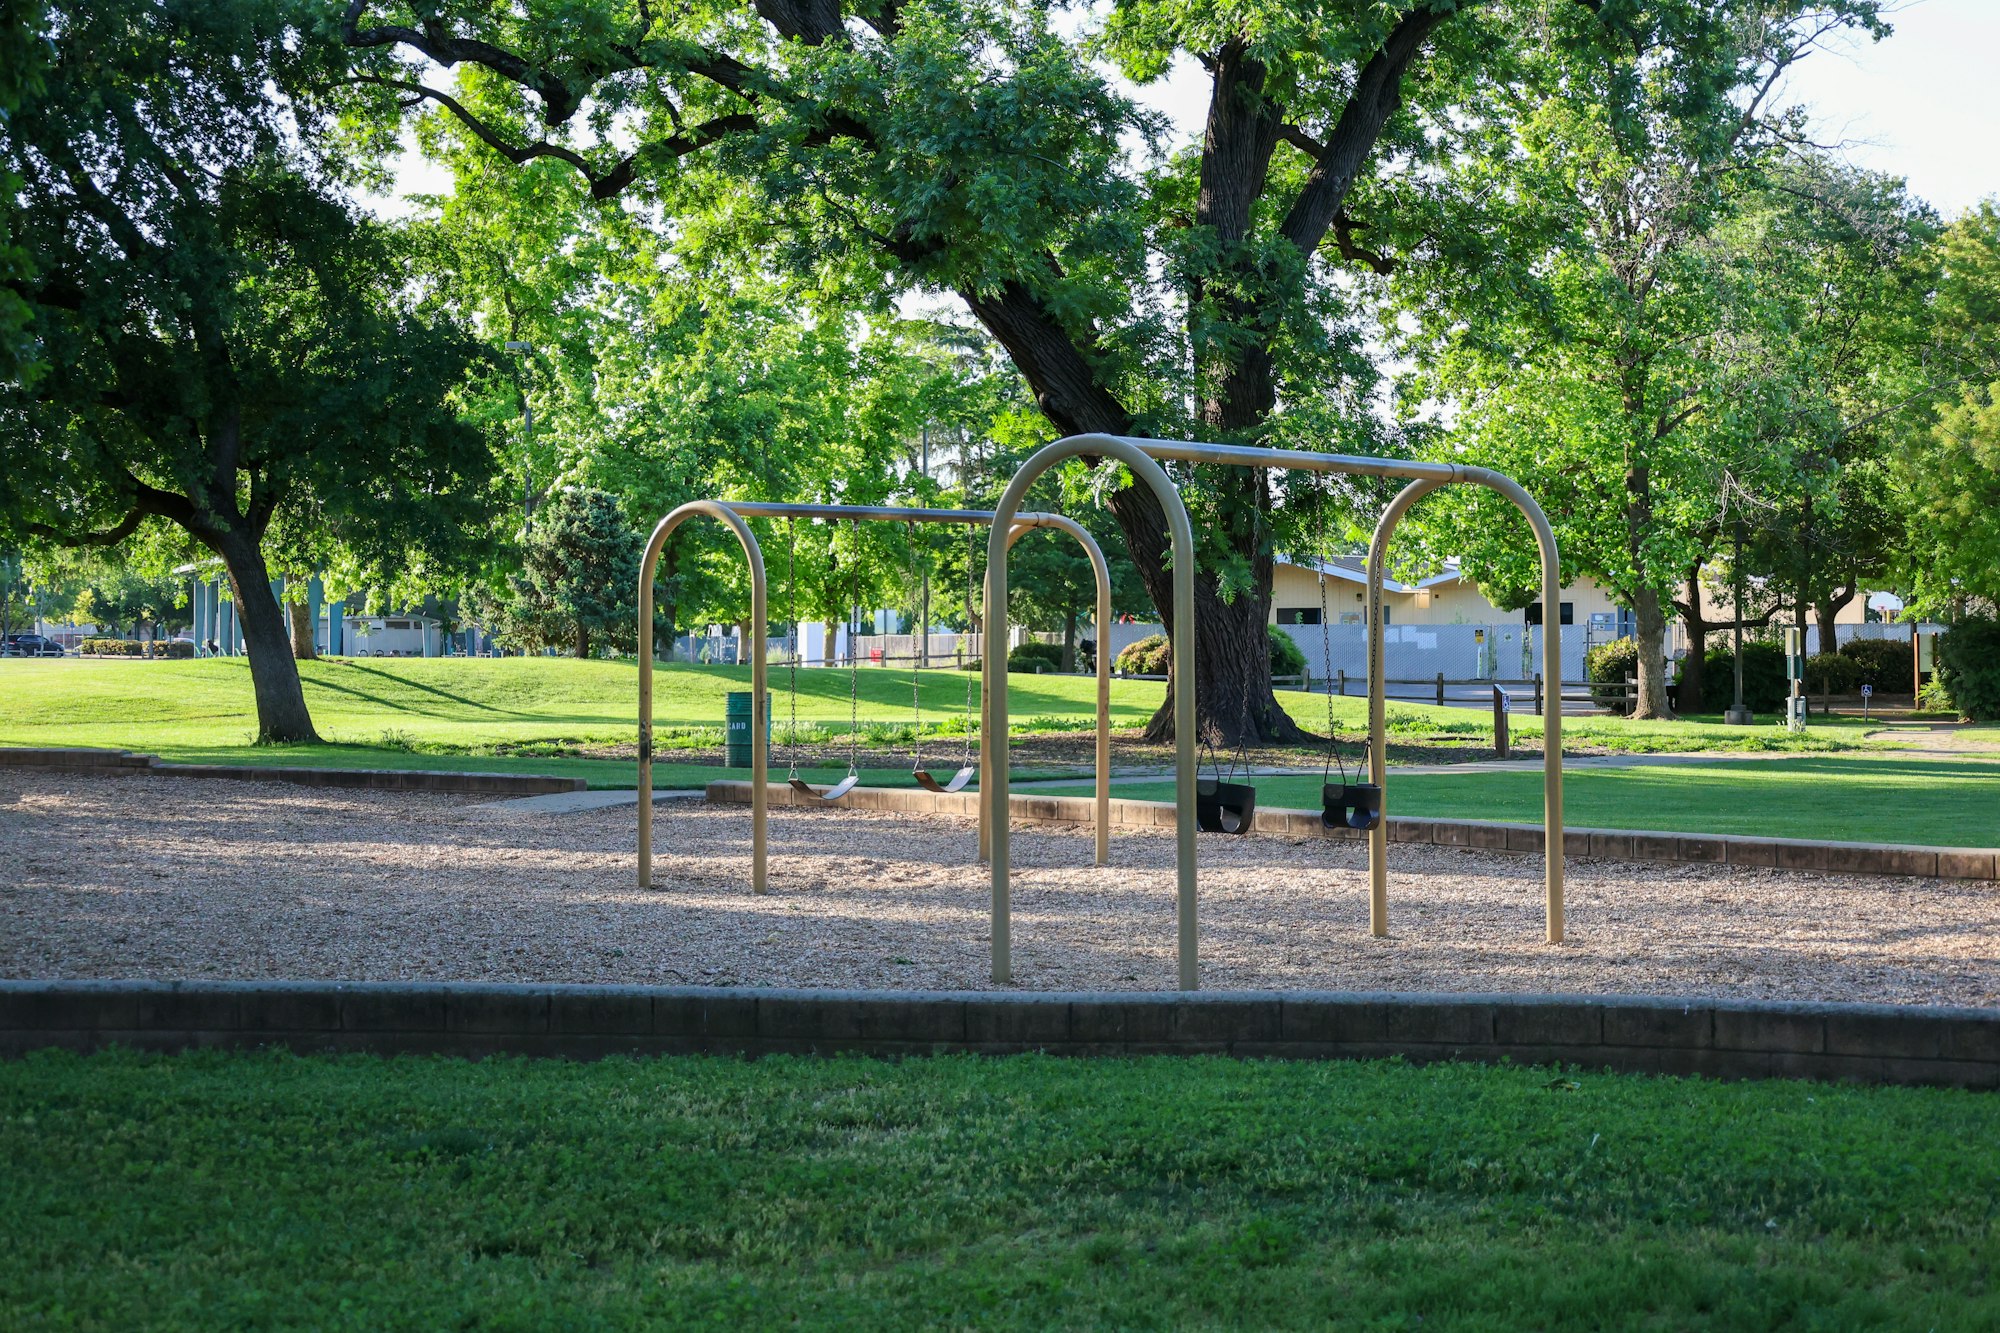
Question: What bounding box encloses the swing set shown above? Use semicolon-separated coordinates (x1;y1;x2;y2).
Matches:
637;434;1564;994
636;499;1117;894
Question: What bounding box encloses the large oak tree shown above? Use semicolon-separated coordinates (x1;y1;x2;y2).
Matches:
0;0;503;741
335;0;1881;738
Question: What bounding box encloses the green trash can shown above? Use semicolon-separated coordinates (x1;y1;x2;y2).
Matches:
724;691;771;768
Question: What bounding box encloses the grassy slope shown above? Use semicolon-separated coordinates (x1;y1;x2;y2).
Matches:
3;1049;1995;1329
2;657;1880;758
1045;755;2000;847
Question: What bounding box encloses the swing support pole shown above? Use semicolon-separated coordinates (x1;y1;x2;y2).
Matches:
638;501;768;893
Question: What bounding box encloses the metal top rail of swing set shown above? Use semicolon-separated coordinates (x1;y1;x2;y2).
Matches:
636;500;1117;894
984;435;1564;991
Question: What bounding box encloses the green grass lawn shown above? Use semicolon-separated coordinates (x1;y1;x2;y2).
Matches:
2;657;1880;775
3;1049;1994;1329
1045;755;2000;847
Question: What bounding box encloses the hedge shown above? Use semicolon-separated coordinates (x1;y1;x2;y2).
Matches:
1006;641;1065;672
1114;634;1169;676
1700;641;1788;714
76;638;193;658
1838;636;1909;688
1934;619;1998;721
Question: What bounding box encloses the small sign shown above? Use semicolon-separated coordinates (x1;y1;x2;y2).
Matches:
1861;684;1873;698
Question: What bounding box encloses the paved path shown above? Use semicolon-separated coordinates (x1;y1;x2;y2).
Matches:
465;788;704;816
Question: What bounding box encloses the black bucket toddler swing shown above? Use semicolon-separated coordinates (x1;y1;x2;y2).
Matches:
1316;528;1381;831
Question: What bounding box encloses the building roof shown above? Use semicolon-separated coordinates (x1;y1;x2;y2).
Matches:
1275;553;1467;596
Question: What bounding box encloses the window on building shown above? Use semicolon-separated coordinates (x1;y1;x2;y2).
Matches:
1276;608;1322;626
1524;602;1574;626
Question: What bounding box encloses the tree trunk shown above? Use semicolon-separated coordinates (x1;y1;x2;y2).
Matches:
573;622;590;659
1061;608;1077;674
288;601;318;660
214;537;320;743
1677;566;1708;713
1630;587;1672;720
1816;585;1854;655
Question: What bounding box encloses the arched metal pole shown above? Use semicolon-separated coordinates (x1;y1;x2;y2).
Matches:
638;501;767;894
989;436;1197;988
976;516;1113;867
1368;473;1564;942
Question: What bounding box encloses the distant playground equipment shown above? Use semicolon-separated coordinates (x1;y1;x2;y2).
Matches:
639;436;1562;993
635;500;1116;888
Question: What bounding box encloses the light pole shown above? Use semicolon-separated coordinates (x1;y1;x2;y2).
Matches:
505;341;534;530
1724;517;1752;725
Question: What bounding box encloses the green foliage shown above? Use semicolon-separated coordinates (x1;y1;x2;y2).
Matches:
78;638;144;657
1701;642;1789;715
5;1048;2000;1327
479;488;643;657
1899;204;2000;613
0;0;503;741
1934;618;2000;722
1267;624;1307;678
1839;636;1911;687
1115;634;1170;676
1585;637;1639;712
1006;641;1064;672
1805;652;1865;697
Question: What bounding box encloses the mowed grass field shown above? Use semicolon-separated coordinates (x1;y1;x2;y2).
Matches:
1045;755;2000;848
3;1048;1995;1329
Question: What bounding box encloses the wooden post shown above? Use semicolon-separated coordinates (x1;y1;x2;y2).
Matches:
1435;672;1445;706
1534;673;1543;717
1337;669;1346;696
1493;685;1510;759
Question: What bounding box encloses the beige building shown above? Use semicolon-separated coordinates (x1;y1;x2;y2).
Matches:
1269;555;1624;633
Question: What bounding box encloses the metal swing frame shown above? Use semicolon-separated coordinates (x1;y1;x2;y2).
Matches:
985;434;1565;992
636;500;1118;893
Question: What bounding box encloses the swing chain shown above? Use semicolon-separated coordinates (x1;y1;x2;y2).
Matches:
846;520;860;779
786;519;801;781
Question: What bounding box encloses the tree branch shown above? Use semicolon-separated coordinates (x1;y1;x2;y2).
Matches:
350;76;752;200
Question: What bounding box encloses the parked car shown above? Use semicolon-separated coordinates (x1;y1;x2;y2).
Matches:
2;633;66;658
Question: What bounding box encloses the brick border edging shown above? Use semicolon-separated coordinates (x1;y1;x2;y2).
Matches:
0;748;584;796
2;981;1994;1088
707;781;2000;882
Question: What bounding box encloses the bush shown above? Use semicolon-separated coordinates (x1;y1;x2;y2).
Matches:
1804;651;1865;696
1268;625;1307;678
1006;641;1065;673
1838;636;1910;689
1934;618;2000;721
1584;636;1638;712
161;640;195;659
79;637;143;656
1700;641;1788;714
1114;634;1170;676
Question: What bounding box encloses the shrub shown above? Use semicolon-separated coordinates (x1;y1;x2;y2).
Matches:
1934;618;2000;721
79;637;143;656
1114;634;1170;676
161;640;195;659
1700;641;1788;714
1006;641;1065;673
1804;651;1865;696
1838;636;1910;689
1584;636;1638;712
1268;625;1307;679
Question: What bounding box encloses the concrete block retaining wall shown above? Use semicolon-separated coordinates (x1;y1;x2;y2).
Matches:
0;748;585;796
2;981;1994;1088
708;781;2000;883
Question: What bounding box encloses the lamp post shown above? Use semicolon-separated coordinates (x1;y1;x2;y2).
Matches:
505;341;535;530
1724;517;1752;725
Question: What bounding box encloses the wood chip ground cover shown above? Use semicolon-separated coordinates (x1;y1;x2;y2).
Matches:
4;772;1995;1004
